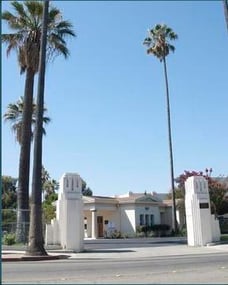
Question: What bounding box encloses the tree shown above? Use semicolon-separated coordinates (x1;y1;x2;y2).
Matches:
2;176;17;233
27;0;49;256
2;176;17;209
27;0;75;255
174;169;228;215
42;192;58;224
41;167;59;224
4;96;50;145
82;180;93;196
2;0;76;243
223;0;228;32
143;24;178;233
42;166;59;199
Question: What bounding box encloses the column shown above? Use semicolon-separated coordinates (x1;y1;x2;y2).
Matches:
91;209;97;239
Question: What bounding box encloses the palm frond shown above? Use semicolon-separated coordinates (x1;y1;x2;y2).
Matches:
1;10;17;23
25;1;43;18
2;0;75;71
143;23;177;60
168;44;175;53
11;1;27;19
48;6;61;22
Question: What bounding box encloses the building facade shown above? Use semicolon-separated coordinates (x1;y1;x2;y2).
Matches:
83;191;173;238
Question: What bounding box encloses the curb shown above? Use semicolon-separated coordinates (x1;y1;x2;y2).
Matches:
2;254;70;262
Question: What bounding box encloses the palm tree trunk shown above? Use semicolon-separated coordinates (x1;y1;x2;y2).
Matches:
16;67;35;244
224;0;228;32
163;56;178;234
26;0;49;256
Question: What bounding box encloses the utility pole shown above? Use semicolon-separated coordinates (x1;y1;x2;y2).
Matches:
224;0;228;32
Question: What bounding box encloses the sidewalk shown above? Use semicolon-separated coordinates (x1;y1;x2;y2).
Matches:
2;239;228;262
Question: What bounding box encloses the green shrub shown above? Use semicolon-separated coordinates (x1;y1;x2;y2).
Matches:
3;233;16;245
111;230;122;239
151;224;170;237
178;226;187;237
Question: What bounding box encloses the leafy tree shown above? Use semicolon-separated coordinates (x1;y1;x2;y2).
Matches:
2;176;17;232
2;0;76;243
4;96;50;145
143;24;178;233
82;180;93;196
2;176;17;209
33;167;59;225
173;169;228;215
218;199;228;215
42;192;58;224
41;166;59;199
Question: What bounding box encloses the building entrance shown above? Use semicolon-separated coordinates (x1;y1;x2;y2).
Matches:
97;216;103;237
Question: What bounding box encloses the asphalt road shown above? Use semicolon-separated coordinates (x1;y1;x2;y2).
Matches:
2;250;228;284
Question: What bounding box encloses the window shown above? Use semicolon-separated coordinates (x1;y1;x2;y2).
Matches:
145;214;149;226
84;217;87;230
150;214;154;226
140;214;144;225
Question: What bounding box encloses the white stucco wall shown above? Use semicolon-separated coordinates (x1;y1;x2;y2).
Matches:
160;207;172;228
135;205;160;226
120;205;135;236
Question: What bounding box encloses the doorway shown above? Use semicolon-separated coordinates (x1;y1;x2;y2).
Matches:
97;216;103;237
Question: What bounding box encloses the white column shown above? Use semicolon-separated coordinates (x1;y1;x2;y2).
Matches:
91;209;97;239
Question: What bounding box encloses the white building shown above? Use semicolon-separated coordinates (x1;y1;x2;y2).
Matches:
83;191;173;238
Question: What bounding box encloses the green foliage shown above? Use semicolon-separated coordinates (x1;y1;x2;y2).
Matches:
173;169;228;215
41;167;59;224
42;192;58;224
2;176;17;209
220;234;228;241
219;217;228;234
42;166;59;198
177;227;187;237
4;97;50;145
110;230;122;239
3;233;16;245
143;24;177;61
136;224;170;237
218;200;228;215
82;180;93;196
2;209;16;225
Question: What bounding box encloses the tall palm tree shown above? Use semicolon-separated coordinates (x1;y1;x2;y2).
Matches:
27;0;49;256
143;24;178;233
2;1;76;243
4;96;50;145
224;0;228;32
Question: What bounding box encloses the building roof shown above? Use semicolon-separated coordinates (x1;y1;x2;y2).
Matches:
83;192;170;207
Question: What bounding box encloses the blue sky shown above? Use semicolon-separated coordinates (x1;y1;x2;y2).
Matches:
2;1;228;196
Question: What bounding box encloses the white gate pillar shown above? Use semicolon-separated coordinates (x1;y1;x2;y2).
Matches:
185;176;220;246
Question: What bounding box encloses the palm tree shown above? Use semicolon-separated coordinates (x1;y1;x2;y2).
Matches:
143;24;178;233
2;1;76;243
27;0;49;255
224;0;228;32
4;96;50;145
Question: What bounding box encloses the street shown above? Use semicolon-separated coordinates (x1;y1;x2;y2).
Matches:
2;239;228;284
